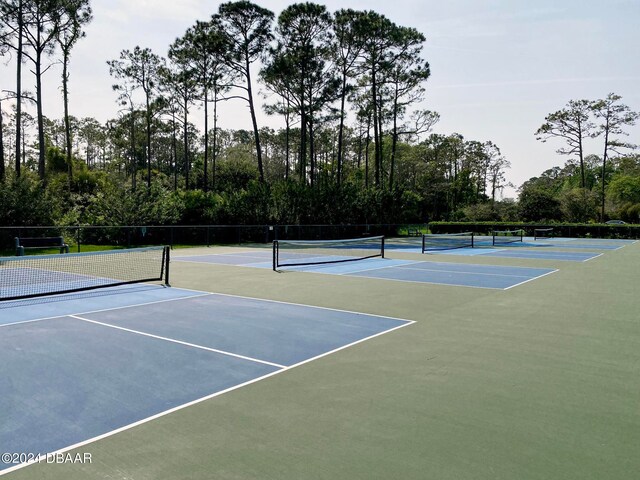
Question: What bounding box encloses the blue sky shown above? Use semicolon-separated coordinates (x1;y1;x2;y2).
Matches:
4;0;639;197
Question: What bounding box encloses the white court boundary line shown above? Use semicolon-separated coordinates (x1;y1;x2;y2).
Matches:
175;250;542;281
394;265;547;279
551;244;625;251
324;260;422;275
582;252;604;263
167;288;421;324
280;266;506;290
338;261;551;280
0;318;414;477
69;315;286;369
1;284;415;331
0;291;213;329
276;262;555;291
474;249;600;262
503;269;559;290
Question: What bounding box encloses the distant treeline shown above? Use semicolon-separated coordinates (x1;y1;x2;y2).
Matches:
0;2;638;227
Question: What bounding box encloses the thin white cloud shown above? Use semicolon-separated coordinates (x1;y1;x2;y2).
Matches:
430;77;640;90
101;0;205;24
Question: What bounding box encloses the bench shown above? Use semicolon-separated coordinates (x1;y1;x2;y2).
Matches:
15;237;70;256
407;228;422;237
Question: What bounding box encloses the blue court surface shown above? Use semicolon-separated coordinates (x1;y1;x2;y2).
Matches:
490;237;633;250
427;248;602;262
175;252;557;290
473;249;602;262
384;240;614;261
0;286;411;473
522;241;625;250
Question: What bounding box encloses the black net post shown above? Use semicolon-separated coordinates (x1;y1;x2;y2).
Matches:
163;245;171;286
272;241;278;271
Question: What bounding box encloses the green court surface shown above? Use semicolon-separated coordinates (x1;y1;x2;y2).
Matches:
7;241;640;480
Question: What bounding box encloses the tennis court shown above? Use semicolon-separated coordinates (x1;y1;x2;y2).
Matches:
175;251;557;290
438;248;603;262
2;238;640;480
383;234;634;261
0;256;411;475
524;237;636;250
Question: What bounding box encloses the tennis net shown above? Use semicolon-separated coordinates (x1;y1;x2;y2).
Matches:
534;228;554;240
422;232;474;252
0;246;170;302
492;229;524;246
273;236;384;270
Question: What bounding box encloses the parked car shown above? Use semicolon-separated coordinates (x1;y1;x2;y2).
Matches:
605;220;626;225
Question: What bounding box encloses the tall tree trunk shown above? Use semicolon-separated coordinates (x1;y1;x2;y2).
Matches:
15;0;23;178
389;83;399;190
171;110;177;191
62;48;73;188
490;167;497;204
577;119;586;189
35;45;45;180
371;64;380;187
130;110;136;191
365;112;371;189
300;110;307;183
203;86;208;192
356;121;363;170
0;96;5;181
578;131;587;221
377;88;384;189
245;57;264;181
183;101;189;190
336;72;348;187
309;118;315;188
578;147;585;188
284;106;290;181
212;87;217;191
145;96;151;188
482;167;488;201
601;123;610;221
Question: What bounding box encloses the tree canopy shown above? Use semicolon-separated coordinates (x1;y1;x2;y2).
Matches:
0;1;638;228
